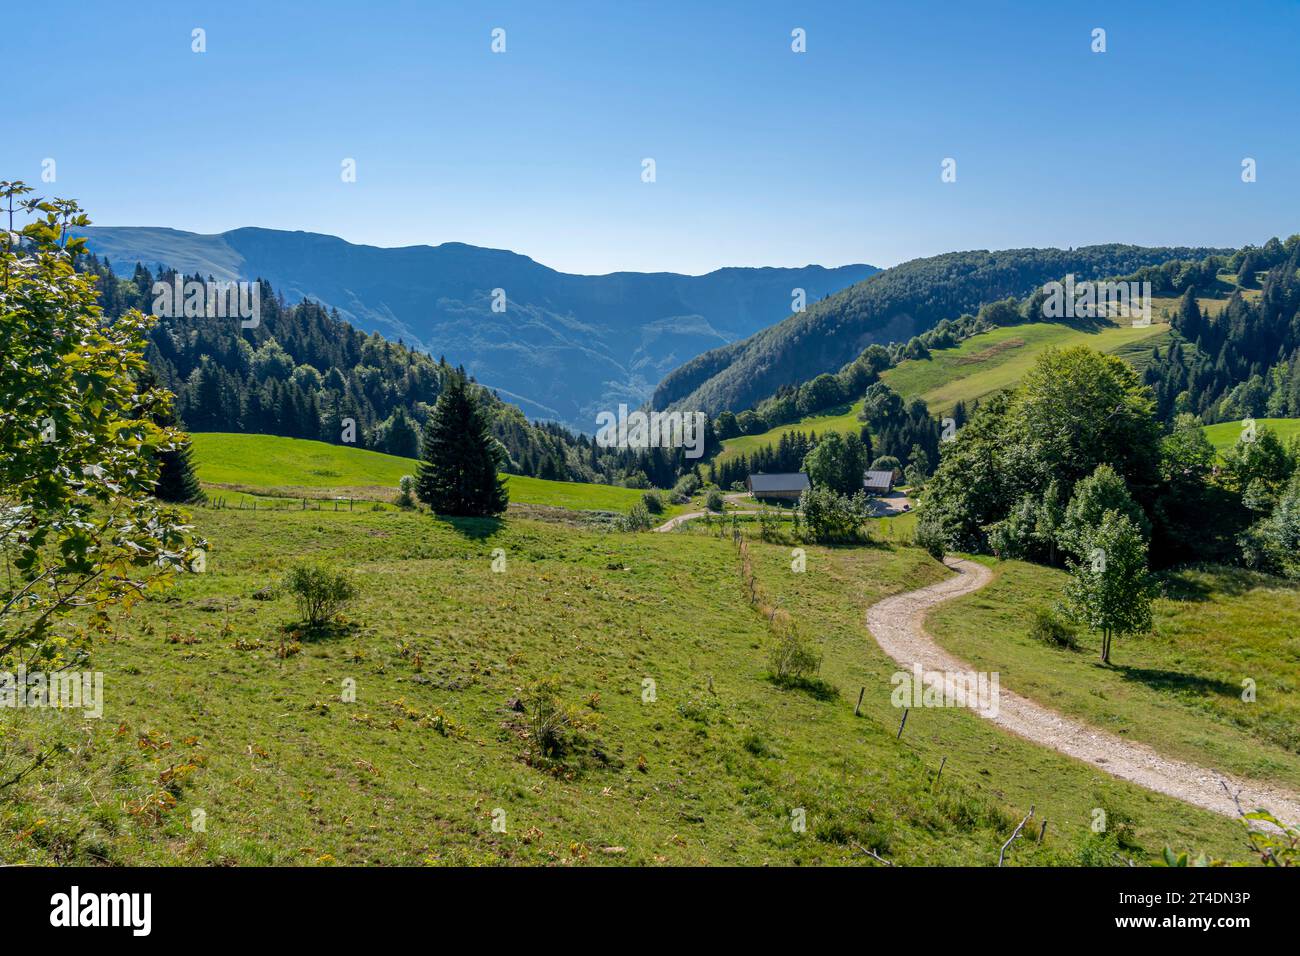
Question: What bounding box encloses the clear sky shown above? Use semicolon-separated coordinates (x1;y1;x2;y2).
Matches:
5;0;1298;275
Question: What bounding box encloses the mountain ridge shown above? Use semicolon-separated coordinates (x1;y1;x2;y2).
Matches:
78;224;877;430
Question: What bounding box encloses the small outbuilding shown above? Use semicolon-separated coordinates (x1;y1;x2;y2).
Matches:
863;469;895;494
746;472;810;502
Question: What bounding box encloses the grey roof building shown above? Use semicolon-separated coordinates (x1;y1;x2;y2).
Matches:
746;472;810;500
863;470;895;493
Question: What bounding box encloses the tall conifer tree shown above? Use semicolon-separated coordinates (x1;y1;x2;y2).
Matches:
416;371;508;516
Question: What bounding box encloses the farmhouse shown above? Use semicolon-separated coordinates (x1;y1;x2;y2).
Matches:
863;469;895;494
746;472;809;502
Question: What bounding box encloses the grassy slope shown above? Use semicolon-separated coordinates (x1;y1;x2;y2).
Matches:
190;432;669;515
1203;418;1300;454
715;399;865;467
716;311;1189;466
1;510;1247;865
718;527;1247;859
881;319;1171;416
927;559;1300;795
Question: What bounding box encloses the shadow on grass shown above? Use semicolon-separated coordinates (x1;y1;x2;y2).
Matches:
430;514;504;541
283;619;360;642
1160;564;1300;603
768;674;839;701
1113;664;1239;699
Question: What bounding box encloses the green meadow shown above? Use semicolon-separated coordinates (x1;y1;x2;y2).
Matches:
0;509;1251;865
882;319;1172;416
928;558;1300;792
190;432;672;516
715;399;865;467
1202;418;1300;455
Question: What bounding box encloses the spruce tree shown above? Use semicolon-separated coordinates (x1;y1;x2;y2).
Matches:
415;372;508;516
155;438;206;504
139;367;205;503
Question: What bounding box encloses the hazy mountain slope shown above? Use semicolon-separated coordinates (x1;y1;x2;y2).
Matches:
653;245;1228;416
79;225;876;429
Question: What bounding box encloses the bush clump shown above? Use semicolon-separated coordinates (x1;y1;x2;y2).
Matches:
284;562;358;629
395;474;417;509
1028;607;1079;650
619;501;655;531
768;625;834;698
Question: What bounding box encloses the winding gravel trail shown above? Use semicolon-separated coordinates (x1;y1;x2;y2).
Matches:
867;556;1300;827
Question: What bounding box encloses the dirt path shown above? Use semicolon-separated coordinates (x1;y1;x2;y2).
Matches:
867;556;1300;827
653;493;769;533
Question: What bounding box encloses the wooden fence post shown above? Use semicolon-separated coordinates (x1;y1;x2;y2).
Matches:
896;707;909;739
854;686;865;716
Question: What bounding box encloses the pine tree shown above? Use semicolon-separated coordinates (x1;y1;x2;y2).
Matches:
415;371;508;516
139;367;206;504
155;437;206;504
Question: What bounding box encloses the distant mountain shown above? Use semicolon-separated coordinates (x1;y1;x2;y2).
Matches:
78;226;876;431
652;244;1231;416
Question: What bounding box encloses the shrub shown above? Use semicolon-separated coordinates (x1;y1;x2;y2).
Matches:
1029;607;1079;650
620;501;655;531
705;488;725;512
769;625;822;684
284;563;358;628
524;677;597;763
395;474;417;509
913;508;948;560
641;490;666;514
671;473;701;504
798;486;871;543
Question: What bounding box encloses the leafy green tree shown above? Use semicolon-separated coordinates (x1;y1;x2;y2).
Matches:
735;409;767;435
1152;414;1241;563
903;443;930;488
713;410;740;440
1063;511;1156;664
803;431;867;495
797;486;871;543
377;407;421;459
1220;426;1294;510
1239;470;1300;578
415;370;508;516
796;373;844;416
1004;346;1162;502
0;182;202;684
1057;463;1149;559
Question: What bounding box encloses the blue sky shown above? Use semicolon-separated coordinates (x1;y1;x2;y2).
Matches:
5;0;1298;274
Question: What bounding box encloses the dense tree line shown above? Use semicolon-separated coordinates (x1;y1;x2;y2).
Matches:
1143;238;1300;423
916;345;1300;574
708;428;843;488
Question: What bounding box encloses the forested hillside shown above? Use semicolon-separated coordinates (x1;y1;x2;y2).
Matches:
653;244;1228;416
82;256;714;490
1143;237;1300;422
80;225;877;429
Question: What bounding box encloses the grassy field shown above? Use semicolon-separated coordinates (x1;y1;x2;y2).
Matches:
190;432;673;516
881;318;1172;416
1;508;1250;865
715;399;865;466
715;306;1215;466
1202;418;1300;455
928;558;1300;795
